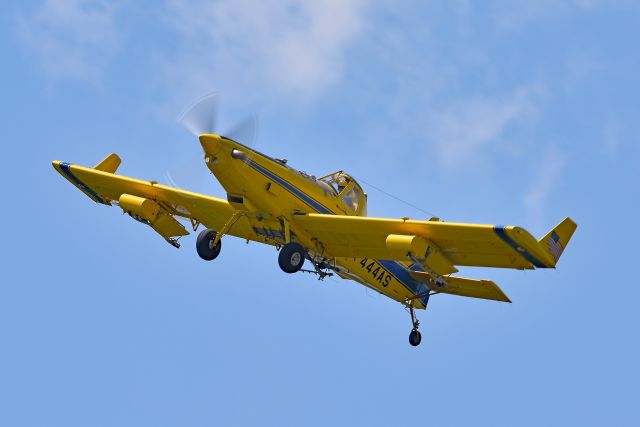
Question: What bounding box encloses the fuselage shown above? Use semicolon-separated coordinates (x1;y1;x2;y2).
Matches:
200;134;430;308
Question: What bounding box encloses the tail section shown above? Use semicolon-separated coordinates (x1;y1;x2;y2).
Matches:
538;217;577;266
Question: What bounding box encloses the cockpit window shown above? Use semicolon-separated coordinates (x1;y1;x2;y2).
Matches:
319;171;366;215
316;180;336;195
316;171;367;216
342;186;360;211
319;172;349;195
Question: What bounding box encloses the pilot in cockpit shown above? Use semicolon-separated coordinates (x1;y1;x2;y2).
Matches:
337;176;350;194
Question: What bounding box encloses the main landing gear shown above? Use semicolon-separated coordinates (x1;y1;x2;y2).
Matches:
278;242;306;273
196;228;222;260
408;305;422;347
195;232;311;278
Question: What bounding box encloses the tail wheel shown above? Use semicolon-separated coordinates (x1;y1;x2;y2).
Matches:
278;242;306;273
196;228;222;261
409;329;422;346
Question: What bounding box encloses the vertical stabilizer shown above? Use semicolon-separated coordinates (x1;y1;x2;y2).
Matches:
538;217;577;266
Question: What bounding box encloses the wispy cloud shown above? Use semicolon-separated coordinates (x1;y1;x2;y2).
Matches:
164;0;367;103
428;87;538;169
523;146;566;224
17;0;120;82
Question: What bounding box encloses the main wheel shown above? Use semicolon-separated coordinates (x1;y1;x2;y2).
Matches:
196;229;222;261
278;242;306;273
409;329;422;347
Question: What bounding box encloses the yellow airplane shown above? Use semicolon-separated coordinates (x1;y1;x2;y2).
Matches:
52;107;576;346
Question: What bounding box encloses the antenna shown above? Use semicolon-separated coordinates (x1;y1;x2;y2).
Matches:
355;177;437;218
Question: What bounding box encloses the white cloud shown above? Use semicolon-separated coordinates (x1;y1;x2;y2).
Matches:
164;0;367;103
428;87;538;169
17;0;120;82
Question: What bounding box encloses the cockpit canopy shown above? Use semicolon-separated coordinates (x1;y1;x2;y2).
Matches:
319;171;367;216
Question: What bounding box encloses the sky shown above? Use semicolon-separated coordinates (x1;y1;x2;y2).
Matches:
1;0;639;425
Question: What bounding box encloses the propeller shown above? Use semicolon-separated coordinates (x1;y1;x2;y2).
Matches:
224;113;259;150
166;93;259;193
177;92;219;137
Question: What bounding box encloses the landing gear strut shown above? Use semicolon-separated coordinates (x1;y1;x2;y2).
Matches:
408;305;422;347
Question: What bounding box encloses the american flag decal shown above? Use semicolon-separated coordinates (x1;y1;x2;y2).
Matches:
547;231;564;261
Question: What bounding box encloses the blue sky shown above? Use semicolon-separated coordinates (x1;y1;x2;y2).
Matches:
2;1;639;425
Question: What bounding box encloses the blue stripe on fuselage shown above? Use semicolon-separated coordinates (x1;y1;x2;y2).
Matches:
245;159;332;214
378;260;430;306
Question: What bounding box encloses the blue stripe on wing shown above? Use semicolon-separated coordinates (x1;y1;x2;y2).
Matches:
494;226;546;268
59;162;106;204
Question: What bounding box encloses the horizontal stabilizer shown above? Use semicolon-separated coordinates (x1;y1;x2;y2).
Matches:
94;153;121;173
408;270;511;303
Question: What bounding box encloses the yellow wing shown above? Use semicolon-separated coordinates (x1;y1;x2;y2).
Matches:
293;213;577;272
52;154;256;244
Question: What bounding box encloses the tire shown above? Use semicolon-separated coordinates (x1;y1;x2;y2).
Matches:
409;330;422;347
278;242;306;273
196;229;222;261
